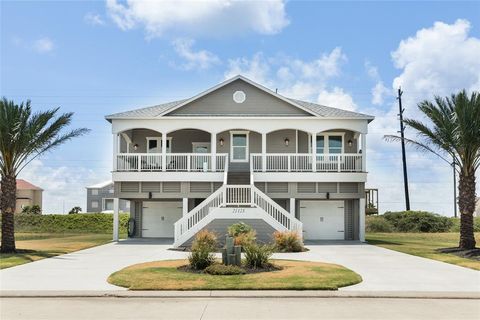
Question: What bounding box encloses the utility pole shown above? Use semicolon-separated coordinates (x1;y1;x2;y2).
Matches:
397;88;410;211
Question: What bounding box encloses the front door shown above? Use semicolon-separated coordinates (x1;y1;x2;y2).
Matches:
230;131;249;162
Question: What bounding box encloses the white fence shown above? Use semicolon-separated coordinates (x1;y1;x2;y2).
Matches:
116;153;227;172
251;153;363;172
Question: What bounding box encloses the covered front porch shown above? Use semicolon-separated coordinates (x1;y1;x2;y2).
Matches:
113;128;366;173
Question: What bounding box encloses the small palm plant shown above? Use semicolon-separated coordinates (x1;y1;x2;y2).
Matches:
0;98;89;253
385;90;479;249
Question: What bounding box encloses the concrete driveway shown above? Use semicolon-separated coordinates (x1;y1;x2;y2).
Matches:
0;239;479;292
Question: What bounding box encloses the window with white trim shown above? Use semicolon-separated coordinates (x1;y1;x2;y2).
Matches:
146;137;171;153
316;134;344;154
91;201;99;209
91;189;98;196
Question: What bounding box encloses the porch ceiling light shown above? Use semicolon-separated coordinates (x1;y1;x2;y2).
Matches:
133;144;139;150
219;138;224;146
284;138;289;146
347;139;353;147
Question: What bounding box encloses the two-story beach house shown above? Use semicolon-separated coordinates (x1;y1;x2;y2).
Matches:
106;76;374;247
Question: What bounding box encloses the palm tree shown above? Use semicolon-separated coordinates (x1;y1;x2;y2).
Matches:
385;90;480;249
0;98;89;253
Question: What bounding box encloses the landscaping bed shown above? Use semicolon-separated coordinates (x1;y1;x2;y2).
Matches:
107;259;362;290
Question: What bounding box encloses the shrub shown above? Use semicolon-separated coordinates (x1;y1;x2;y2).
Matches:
228;222;257;246
21;205;41;215
383;211;453;233
228;222;253;237
204;264;246;275
366;216;394;233
273;231;304;252
192;229;218;251
243;243;274;269
188;230;217;270
449;217;480;232
6;213;129;234
233;230;257;247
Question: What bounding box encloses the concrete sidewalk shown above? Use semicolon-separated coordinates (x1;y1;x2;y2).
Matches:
1;290;480;299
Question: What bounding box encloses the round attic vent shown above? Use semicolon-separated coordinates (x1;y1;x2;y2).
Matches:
233;90;246;104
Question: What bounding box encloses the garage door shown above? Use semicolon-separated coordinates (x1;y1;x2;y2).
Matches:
300;200;344;240
142;201;182;238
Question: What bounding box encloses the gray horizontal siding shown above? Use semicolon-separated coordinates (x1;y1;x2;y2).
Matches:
167;79;312;117
181;218;277;247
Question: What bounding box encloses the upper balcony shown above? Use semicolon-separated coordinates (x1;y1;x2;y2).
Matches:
112;128;367;182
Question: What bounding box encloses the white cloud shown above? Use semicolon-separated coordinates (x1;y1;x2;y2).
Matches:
18;160;110;214
224;47;356;110
365;61;391;105
317;87;357;111
171;38;220;70
366;19;480;216
106;0;289;38
392;19;480;105
371;81;390;105
33;37;54;53
84;12;106;26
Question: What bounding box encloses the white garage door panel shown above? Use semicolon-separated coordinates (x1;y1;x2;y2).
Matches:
301;200;344;240
142;201;182;238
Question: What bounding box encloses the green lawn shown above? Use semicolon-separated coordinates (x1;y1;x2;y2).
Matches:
108;259;362;290
366;232;480;271
0;232;125;269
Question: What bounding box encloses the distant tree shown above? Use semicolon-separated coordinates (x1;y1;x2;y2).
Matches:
385;90;480;249
21;205;41;215
0;98;89;253
69;206;82;214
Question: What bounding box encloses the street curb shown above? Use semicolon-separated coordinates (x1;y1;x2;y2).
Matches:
1;290;479;299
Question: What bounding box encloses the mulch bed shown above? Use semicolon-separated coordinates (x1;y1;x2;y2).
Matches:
178;263;283;275
437;247;480;261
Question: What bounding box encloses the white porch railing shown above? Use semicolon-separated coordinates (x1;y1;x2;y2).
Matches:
173;184;303;247
116;153;227;172
116;153;163;171
251;153;363;172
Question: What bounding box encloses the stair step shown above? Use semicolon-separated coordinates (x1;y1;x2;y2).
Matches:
227;171;250;185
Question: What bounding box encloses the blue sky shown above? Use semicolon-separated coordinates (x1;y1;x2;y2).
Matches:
1;0;479;214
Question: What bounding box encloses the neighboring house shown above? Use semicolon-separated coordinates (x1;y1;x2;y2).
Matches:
475;197;480;217
15;179;43;214
105;75;374;247
86;181;130;213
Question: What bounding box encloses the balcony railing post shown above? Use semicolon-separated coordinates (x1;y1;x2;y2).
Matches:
337;155;341;172
187;154;191;172
287;155;291;172
138;154;141;172
311;133;317;172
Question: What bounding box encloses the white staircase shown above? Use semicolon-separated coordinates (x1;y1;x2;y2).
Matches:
173;184;303;248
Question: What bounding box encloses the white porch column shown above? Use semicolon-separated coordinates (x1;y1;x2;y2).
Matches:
182;198;189;216
112;134;118;171
211;132;217;172
113;198;119;241
290;198;296;216
361;133;367;172
311;132;317;172
162;132;167;172
359;198;366;242
262;133;267;172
